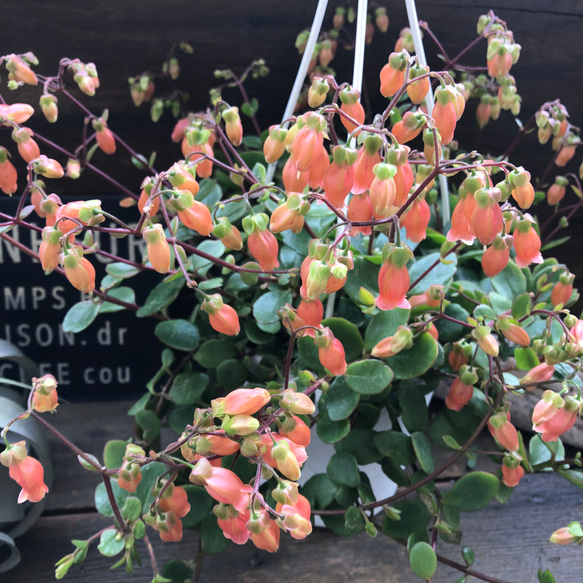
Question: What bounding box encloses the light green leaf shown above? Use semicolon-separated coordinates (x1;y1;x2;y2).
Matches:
62;301;100;333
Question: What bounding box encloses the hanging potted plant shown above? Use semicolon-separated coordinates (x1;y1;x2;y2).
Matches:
1;4;582;582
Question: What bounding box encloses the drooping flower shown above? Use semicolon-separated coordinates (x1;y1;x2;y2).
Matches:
339;86;365;134
201;294;240;336
488;411;519;451
142;223;171;274
314;327;347;376
189;457;251;512
31;374;59;413
513;219;543;268
376;244;413;311
212;388;271;417
243;213;279;272
0;441;49;503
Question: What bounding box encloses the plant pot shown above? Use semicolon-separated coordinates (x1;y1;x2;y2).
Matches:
0;340;53;574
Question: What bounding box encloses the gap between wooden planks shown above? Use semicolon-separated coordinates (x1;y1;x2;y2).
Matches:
8;401;583;582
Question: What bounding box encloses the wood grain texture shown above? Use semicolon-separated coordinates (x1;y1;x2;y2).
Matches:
9;474;583;583
7;401;583;582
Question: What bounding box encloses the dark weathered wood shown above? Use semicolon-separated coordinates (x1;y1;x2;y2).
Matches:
10;473;583;583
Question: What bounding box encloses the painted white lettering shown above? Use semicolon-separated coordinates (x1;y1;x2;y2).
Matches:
97;321;112;346
4;287;26;310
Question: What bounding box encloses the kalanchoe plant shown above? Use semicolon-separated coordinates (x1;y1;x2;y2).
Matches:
2;7;583;583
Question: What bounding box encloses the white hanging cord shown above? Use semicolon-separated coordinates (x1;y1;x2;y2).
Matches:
325;0;368;321
352;0;368;93
404;0;450;224
265;0;329;184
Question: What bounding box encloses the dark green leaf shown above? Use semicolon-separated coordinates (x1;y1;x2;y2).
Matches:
385;332;438;379
374;431;415;466
512;293;532;319
335;429;382;465
382;499;431;539
398;381;429;433
252;289;292;334
435;303;470;343
137;276;184;317
326;377;360;421
181;485;214;528
200;514;231;554
301;473;338;509
193;340;236;368
162;559;194;583
316;406;351;444
345;360;393;394
297;336;325;374
327;452;360;487
491;261;527;297
442;472;499;511
344;506;365;534
216;359;247;390
135;410;161;442
343;256;380;302
167;406;195;434
244;320;274;344
168;372;209;405
411;432;434;474
155;319;200;351
62;301;100;333
190;240;225;277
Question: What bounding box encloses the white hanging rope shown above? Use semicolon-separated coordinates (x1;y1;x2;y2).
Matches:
265;0;329;184
325;0;368;320
404;0;450;224
352;0;369;93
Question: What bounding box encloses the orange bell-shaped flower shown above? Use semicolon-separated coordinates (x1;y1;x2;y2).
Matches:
376;244;413;311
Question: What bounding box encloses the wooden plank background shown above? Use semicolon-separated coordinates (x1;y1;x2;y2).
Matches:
7;401;583;582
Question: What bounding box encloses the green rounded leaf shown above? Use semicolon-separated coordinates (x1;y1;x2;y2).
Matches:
62;300;100;333
297;336;325;374
335;428;382;465
155;319;200;351
344;506;365;534
97;529;124;557
193;340;236;368
374;431;415;466
492;260;527;297
106;262;141;279
411;432;434;474
181;485;214;528
409;541;437;580
135;410;161;442
168;372;209;405
442;472;499;511
252;289;292;334
162;559;194;583
121;497;142;521
345;360;393;395
382;499;431;539
385;332;438;380
327;452;360;488
216;359;247;390
137;276;184;317
316;409;350;444
326;377;360;421
100;286;136;313
103;440;127;470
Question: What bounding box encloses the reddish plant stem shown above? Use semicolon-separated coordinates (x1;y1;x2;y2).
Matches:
33;132;140;200
408;242;461;292
142;534;160;578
